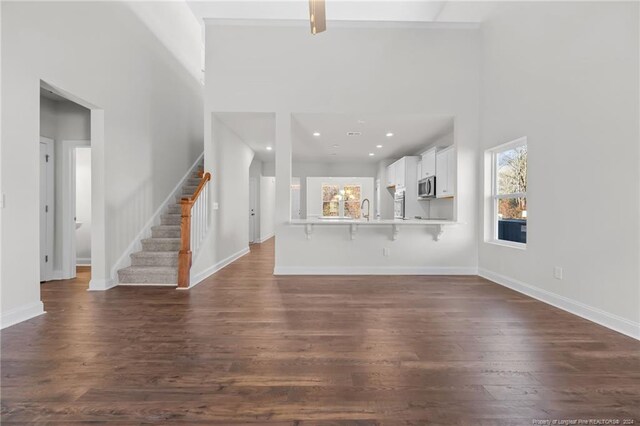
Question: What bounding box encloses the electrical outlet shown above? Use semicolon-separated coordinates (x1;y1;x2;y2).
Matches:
383;248;390;257
213;202;219;210
554;266;563;280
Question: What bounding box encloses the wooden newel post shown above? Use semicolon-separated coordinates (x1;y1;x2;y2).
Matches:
178;198;192;288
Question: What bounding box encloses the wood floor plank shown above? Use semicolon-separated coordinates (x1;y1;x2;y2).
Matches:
2;238;639;423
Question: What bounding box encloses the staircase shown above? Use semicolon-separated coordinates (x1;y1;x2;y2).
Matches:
117;167;206;285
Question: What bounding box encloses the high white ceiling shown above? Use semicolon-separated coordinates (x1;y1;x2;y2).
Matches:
293;113;453;163
214;112;276;162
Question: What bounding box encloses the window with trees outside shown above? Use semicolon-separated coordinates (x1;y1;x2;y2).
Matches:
490;138;527;246
322;184;340;217
321;184;362;218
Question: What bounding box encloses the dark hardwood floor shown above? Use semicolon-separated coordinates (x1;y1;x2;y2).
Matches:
2;238;639;424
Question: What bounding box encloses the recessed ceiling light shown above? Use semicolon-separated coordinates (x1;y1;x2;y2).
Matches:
332;144;339;148
376;144;383;148
368;152;375;156
313;132;321;137
266;146;272;151
386;132;394;137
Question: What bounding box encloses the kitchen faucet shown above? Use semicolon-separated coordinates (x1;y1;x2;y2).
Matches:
361;198;370;221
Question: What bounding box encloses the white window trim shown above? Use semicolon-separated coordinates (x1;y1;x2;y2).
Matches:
487;137;527;248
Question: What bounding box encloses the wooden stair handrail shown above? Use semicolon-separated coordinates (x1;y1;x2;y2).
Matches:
178;172;211;288
186;171;210;202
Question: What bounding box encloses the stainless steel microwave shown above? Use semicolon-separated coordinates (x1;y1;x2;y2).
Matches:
418;176;436;199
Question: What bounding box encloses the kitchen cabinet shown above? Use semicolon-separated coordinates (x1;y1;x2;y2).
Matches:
420;148;436;179
386;162;396;187
395;157;406;188
386;156;418;191
436;146;455;198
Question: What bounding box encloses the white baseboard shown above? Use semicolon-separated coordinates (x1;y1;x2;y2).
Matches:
186;247;250;289
88;278;116;291
258;233;274;243
478;268;640;341
273;266;478;275
1;301;46;329
76;258;91;266
110;152;204;283
118;283;177;287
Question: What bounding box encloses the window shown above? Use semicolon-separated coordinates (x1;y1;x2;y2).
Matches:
489;138;527;246
343;184;361;219
321;183;362;218
322;184;339;217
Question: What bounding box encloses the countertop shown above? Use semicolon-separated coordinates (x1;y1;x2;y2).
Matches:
289;218;457;226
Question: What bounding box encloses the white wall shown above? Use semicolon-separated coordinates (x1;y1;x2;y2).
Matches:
306;177;374;219
2;2;203;327
75;147;91;264
264;161;377;218
126;1;203;83
191;116;254;282
205;21;480;274
478;2;640;336
39;97;58;139
259;176;276;241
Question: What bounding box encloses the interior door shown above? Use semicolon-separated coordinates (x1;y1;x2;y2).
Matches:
40;139;54;281
249;177;257;243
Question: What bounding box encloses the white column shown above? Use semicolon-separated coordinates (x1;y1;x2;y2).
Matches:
88;109;110;290
274;112;292;268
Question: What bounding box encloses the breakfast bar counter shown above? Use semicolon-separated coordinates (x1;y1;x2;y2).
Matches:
288;218;459;241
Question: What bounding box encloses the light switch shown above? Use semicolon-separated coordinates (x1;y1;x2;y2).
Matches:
554;266;563;280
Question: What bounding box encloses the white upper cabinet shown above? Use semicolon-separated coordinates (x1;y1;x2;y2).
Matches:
436;146;455;198
395;157;406;188
386;162;396;187
420;148;436;179
386;156;419;190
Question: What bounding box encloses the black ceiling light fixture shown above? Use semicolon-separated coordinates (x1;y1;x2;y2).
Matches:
309;0;326;35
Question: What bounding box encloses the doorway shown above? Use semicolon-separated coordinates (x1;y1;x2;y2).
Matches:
74;146;92;266
39;80;108;291
60;141;91;274
39;83;94;283
249;177;258;243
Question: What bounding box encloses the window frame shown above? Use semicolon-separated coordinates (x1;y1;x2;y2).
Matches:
321;184;340;217
488;137;527;249
320;183;362;218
